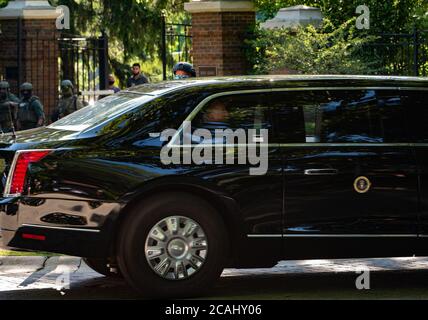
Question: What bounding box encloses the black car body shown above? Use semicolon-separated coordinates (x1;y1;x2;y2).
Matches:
0;75;427;297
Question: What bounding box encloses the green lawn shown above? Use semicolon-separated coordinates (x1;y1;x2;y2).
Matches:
0;249;59;256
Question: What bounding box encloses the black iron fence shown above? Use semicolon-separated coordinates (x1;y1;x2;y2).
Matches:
161;16;192;80
59;32;109;104
2;17;425;118
368;28;428;77
0;19;108;117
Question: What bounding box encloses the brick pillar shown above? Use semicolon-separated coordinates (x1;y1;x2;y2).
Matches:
185;0;255;76
0;0;60;118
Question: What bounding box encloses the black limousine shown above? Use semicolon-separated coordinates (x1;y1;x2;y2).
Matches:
1;75;427;297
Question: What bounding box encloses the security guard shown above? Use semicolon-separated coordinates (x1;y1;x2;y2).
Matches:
173;62;196;79
16;83;45;131
54;80;84;121
126;63;149;88
0;81;19;133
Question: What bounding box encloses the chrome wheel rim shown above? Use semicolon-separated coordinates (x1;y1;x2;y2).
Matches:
145;216;208;280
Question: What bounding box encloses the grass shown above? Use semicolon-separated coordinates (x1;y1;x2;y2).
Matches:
0;249;59;256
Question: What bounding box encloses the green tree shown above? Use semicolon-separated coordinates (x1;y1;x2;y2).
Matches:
255;0;428;32
245;18;381;75
49;0;189;83
0;0;189;82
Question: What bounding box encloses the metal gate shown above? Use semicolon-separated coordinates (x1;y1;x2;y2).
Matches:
59;32;109;104
0;18;108;118
161;16;192;80
366;28;428;77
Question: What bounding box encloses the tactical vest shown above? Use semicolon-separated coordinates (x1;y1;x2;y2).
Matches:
58;95;77;118
0;93;18;122
0;101;12;122
18;97;39;123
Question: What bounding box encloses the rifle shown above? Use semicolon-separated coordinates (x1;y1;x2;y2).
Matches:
7;101;17;137
0;101;17;137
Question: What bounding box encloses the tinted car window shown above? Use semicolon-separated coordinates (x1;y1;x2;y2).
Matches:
271;90;408;143
401;90;428;143
191;94;273;144
49;92;154;132
105;92;207;148
269;91;327;143
322;90;408;143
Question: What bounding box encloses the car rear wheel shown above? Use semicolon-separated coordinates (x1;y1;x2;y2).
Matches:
116;192;228;298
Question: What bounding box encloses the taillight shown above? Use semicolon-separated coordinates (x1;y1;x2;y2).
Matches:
4;150;51;196
22;233;46;241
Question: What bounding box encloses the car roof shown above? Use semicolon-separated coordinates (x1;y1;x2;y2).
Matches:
126;75;428;96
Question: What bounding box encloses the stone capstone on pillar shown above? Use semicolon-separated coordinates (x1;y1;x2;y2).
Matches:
261;5;323;30
0;0;60;19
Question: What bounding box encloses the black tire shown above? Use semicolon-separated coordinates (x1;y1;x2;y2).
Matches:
83;257;122;278
116;192;228;298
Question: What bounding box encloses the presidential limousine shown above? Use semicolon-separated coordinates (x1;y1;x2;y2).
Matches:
0;75;427;297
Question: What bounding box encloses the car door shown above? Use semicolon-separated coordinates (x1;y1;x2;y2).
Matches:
402;89;428;255
270;89;419;260
185;92;284;266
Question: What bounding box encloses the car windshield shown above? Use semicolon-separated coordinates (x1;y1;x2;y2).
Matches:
48;92;155;132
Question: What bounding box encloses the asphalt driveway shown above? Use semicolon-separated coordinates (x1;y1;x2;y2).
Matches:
2;256;428;299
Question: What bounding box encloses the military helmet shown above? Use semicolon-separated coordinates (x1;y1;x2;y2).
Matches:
173;62;196;77
61;80;74;89
20;82;33;91
0;81;10;89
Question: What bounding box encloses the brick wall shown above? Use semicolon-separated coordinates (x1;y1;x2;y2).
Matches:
0;20;20;91
0;19;59;118
190;11;255;76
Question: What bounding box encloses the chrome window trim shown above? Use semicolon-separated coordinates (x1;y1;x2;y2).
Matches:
276;143;428;147
247;234;418;238
166;143;428;148
168;87;428;148
247;234;283;238
21;223;100;233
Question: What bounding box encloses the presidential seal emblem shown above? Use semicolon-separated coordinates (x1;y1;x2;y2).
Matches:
354;176;371;194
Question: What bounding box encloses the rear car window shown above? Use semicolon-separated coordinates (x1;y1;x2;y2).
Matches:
270;90;409;144
401;90;428;143
49;92;155;132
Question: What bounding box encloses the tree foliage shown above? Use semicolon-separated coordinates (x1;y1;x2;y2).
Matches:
0;0;188;82
249;1;427;76
245;18;381;75
48;0;188;83
255;0;428;32
2;0;426;79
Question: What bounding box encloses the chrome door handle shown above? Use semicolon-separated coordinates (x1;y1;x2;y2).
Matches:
304;169;338;176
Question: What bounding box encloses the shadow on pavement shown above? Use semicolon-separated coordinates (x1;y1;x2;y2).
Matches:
204;270;428;300
2;269;428;300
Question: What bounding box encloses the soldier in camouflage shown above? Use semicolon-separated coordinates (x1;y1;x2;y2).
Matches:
16;83;45;131
54;80;84;121
0;81;20;133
